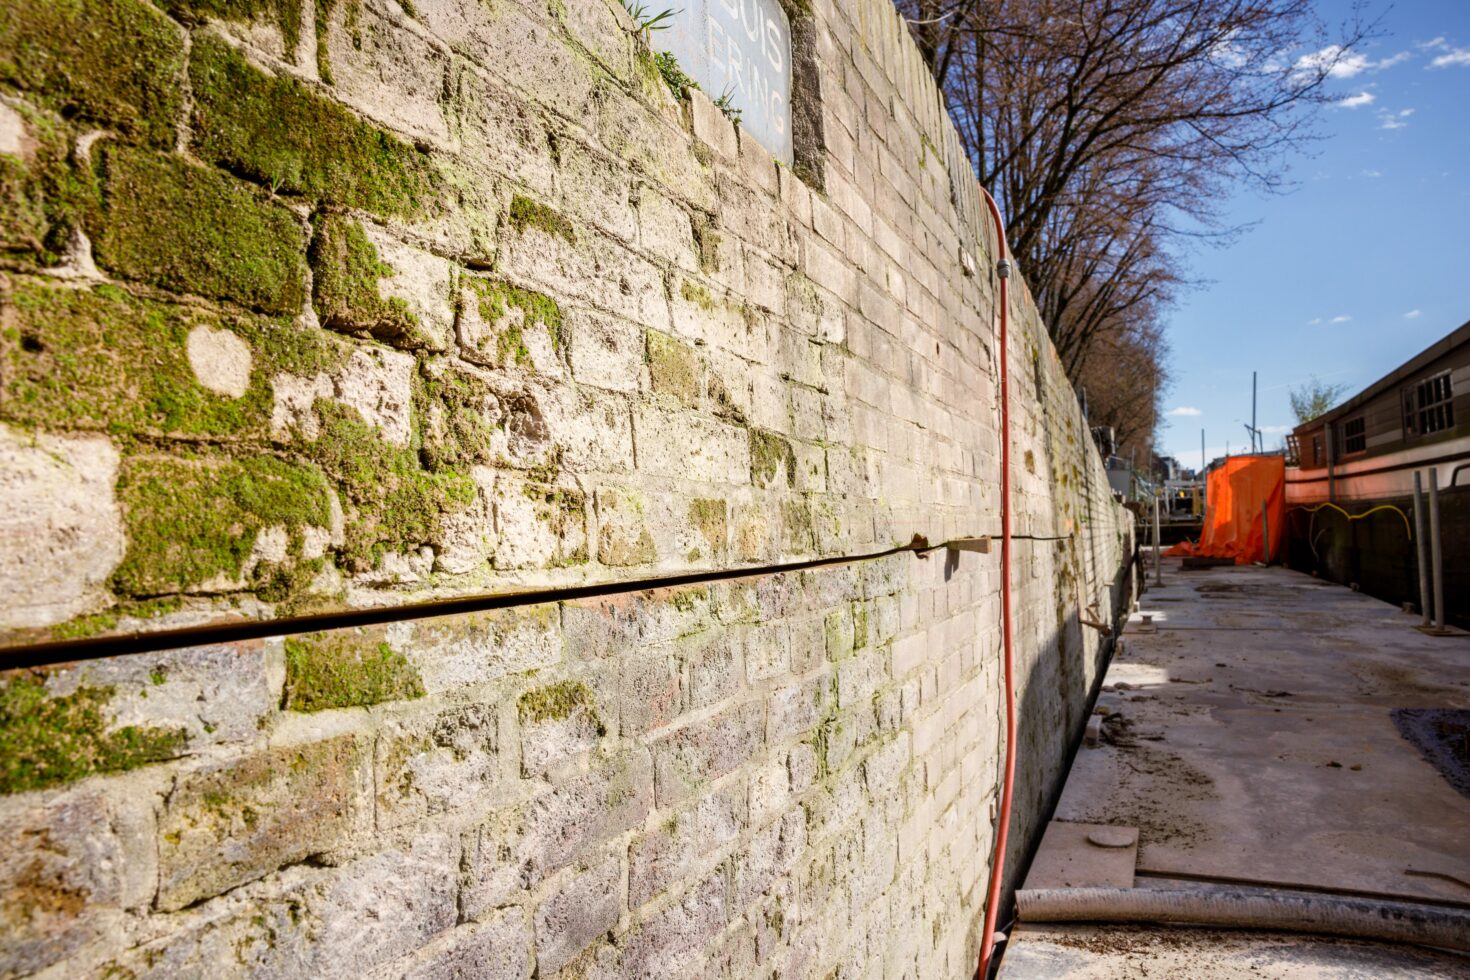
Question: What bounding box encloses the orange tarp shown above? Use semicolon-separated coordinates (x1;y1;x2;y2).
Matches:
1165;455;1285;565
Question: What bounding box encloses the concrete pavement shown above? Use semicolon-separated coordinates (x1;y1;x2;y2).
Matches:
1000;557;1470;978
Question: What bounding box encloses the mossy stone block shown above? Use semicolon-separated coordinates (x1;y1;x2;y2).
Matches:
751;429;797;489
156;735;360;909
0;0;186;147
111;453;336;596
462;276;562;369
508;194;576;243
309;212;419;338
91;145;308;315
188;33;435;216
0;102;94;266
160;0;304;54
0;673;187;795
282;631;424;712
688;498;727;555
305;401;476;571
415;363;503;470
647;330;700;407
0;278;342;439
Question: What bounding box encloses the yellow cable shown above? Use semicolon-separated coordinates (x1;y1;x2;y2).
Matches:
1292;502;1413;540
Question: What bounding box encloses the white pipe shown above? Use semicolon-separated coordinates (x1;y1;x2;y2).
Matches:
1152;494;1162;586
1016;886;1470;952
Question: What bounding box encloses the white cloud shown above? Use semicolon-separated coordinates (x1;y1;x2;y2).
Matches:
1405;309;1422;319
1307;316;1323;325
1261;424;1293;434
1167;406;1202;417
1419;37;1447;51
1360;169;1382;178
1336;90;1375;108
1430;48;1470;68
1297;45;1370;78
1375;51;1412;69
1329;314;1352;324
1379;106;1414;130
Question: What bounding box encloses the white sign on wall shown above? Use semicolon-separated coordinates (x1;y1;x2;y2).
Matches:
652;0;794;165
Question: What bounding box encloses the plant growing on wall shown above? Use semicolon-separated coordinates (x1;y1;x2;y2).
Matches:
655;49;698;95
621;0;677;37
714;86;742;125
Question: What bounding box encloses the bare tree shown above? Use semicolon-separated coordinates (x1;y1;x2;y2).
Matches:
894;0;1369;452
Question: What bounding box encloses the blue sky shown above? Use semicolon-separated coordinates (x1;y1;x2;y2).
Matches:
1157;0;1470;470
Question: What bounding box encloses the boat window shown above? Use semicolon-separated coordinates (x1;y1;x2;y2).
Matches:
1408;371;1455;437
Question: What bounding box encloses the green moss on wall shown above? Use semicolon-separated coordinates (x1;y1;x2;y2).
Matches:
48;598;184;643
507;194;575;244
688;498;726;555
0;0;186;147
691;213;721;274
415;363;501;470
464;276;562;368
160;0;303;55
314;0;336;83
1;278;349;441
90;145;308;315
306;401;475;571
781;498;814;551
679;279;715;311
0;102;95;266
188;33;435;216
518;679;602;730
851;602;869;649
309;211;420;341
282;632;424;711
1;280;271;437
111;454;336;596
522;482;588;567
647;331;699;406
0;673;187;794
751;429;796;489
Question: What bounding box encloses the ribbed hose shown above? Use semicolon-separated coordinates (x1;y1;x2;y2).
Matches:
1016;886;1470;952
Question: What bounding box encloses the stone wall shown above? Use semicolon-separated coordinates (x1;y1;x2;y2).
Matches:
0;0;1134;976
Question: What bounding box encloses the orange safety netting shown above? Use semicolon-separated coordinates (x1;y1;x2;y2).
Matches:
1165;455;1285;565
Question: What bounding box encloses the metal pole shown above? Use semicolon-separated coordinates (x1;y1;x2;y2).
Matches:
1201;429;1206;474
1252;371;1258;453
1429;468;1445;631
1153;493;1163;586
1325;427;1335;503
1262;505;1271;565
1413;471;1431;628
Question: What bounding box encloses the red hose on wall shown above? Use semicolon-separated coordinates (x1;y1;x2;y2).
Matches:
977;187;1015;980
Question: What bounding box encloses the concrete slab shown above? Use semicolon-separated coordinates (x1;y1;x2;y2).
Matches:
1002;923;1470;978
1059;562;1470;905
1002;559;1470;978
1025;821;1138;890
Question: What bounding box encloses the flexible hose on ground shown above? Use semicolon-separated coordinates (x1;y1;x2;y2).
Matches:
1016;886;1470;952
